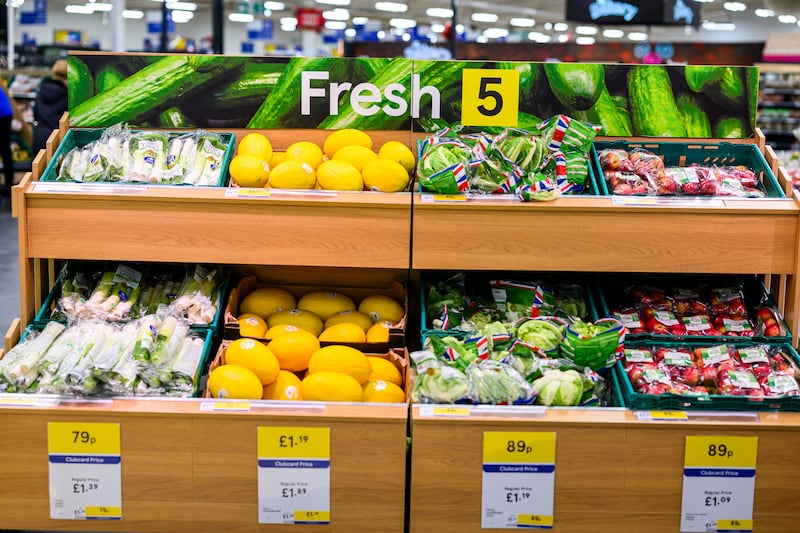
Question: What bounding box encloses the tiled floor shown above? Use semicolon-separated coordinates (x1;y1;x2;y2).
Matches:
0;194;20;338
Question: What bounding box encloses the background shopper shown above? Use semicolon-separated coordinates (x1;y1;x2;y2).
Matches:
32;59;68;157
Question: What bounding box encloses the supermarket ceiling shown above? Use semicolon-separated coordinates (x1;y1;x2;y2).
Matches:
54;0;800;43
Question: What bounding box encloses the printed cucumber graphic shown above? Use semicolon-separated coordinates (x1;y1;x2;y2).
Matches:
628;65;687;137
676;94;712;138
67;56;94;111
544;63;605;111
70;55;245;127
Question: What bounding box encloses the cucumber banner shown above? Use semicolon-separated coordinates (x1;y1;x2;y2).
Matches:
68;52;757;139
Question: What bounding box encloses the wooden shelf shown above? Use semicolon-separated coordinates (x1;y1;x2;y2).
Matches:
408;406;800;532
0;398;408;532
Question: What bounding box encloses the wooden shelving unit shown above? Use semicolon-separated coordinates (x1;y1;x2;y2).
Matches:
5;116;800;531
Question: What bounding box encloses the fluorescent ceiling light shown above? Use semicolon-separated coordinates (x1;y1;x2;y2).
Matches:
510;17;535;27
352;16;368;24
345;28;356;36
264;1;284;9
576;36;595;45
229;12;254;21
65;5;94;13
90;2;113;11
779;14;797;23
483;27;508;38
603;28;624;38
627;31;647;41
426;7;453;18
754;9;774;17
528;31;550;42
702;20;734;30
557;34;569;42
166;1;196;10
123;8;144;17
431;22;445;32
402;33;411;41
375;1;407;12
471;12;498;23
456;23;464;32
317;0;349;5
323;8;349;20
171;9;194;21
376;30;386;38
544;22;552;29
722;1;745;11
693;0;714;2
389;17;416;28
280;16;296;24
325;20;346;29
476;35;488;43
575;25;598;35
553;22;568;31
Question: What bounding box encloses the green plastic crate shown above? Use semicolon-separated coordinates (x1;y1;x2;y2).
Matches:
593;140;784;198
7;323;214;398
614;340;800;412
40;128;235;187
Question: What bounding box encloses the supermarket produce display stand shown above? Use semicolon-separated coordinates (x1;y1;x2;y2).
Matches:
2;120;412;532
408;132;800;532
5;91;800;532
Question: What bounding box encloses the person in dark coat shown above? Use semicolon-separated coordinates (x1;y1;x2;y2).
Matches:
0;86;14;196
32;59;68;156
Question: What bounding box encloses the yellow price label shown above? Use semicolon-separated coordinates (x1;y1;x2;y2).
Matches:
294;510;330;523
431;406;470;416
483;431;556;464
518;514;554;527
650;410;688;420
211;401;252;411
684;436;757;469
258;427;330;459
237;188;271;197
461;69;520;127
717;519;753;530
47;422;120;456
85;506;122;519
431;194;466;202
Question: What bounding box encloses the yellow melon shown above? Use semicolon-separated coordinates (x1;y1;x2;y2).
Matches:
300;371;363;402
307;345;372;384
362;380;406;403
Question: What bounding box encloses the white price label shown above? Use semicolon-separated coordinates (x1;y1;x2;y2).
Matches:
47;422;122;520
257;427;330;525
481;432;555;529
680;436;757;532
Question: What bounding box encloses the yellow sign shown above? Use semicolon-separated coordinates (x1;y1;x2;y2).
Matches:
432;194;467;202
210;401;252;411
717;519;753;530
237;188;271;198
258;427;330;459
650;410;688;420
518;514;554;527
431;406;471;416
684;436;758;469
461;69;520;127
48;422;120;456
85;506;122;519
294;510;330;523
483;431;556;464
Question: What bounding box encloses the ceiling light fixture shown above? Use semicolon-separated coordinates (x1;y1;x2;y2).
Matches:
166;1;196;10
722;1;745;11
345;28;356;36
576;36;595;45
322;8;349;20
471;12;498;23
553;22;568;31
352;16;368;24
603;28;624;38
510;17;535;27
65;4;93;13
375;1;407;12
528;31;551;42
325;20;346;29
316;0;350;5
171;9;194;22
431;22;445;32
483;27;509;38
754;9;774;17
389;17;416;28
627;31;647;41
228;12;252;22
778;14;797;23
264;1;284;10
122;8;144;17
427;7;453;18
702;20;735;30
575;25;598;35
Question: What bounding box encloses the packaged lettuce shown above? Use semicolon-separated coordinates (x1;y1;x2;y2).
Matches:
466;359;536;404
537;115;599;154
410;350;470;403
417;139;473;194
489;128;546;175
490;280;556;320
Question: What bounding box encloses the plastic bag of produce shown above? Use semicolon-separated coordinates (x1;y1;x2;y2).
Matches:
98;123;131;181
465;359;536;405
181;130;228;186
417;138;472;194
127;131;169;183
490;280;556;320
537;115;599;154
559;318;624;371
514;317;566;357
410;350;470;403
530;368;585;406
691;344;736;387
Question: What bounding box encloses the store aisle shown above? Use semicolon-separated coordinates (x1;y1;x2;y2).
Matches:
0;196;20;338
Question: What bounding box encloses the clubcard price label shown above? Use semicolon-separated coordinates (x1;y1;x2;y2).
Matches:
481;431;556;529
257;427;330;525
47;422;122;520
461;69;520;128
680;436;758;532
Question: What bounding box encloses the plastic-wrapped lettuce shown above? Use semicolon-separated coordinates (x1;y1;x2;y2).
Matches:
514;317;566;357
489;128;546;175
531;369;585;406
466;359;535;404
417;139;473;194
410;350;470;403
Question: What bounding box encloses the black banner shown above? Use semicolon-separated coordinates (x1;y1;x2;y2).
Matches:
565;0;701;26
